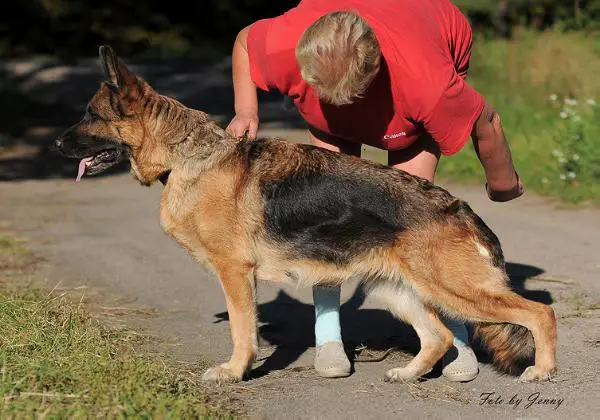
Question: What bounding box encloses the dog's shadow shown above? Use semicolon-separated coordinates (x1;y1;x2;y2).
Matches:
212;262;552;378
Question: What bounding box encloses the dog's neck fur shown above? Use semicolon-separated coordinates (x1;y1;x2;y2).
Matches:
144;94;238;185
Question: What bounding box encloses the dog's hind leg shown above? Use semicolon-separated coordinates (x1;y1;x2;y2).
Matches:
407;261;557;382
392;221;557;382
202;258;257;383
479;294;556;383
368;282;454;383
447;285;556;382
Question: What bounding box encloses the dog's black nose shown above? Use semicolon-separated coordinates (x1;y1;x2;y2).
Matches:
54;137;63;151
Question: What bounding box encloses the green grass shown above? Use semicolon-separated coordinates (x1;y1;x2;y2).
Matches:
0;235;37;271
436;29;600;206
0;235;235;418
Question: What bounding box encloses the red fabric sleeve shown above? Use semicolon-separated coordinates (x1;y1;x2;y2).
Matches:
423;70;485;156
246;19;274;92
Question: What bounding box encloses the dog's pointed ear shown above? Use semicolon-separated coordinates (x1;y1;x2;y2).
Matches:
99;45;137;89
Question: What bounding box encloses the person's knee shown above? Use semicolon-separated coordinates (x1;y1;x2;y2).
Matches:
388;134;440;181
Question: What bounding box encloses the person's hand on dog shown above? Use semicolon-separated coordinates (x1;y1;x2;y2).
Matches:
485;171;524;202
227;110;259;140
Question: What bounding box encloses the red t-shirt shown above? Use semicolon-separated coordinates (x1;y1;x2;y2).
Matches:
246;0;485;155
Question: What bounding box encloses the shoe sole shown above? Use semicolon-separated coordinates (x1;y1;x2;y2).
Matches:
443;369;479;382
316;368;352;378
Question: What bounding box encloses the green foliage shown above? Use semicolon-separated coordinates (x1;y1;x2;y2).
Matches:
454;0;600;36
545;96;600;202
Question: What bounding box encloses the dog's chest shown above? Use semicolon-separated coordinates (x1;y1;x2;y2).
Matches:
159;188;205;246
158;181;243;264
159;201;215;273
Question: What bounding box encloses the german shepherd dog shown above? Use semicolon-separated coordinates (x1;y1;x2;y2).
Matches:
55;46;557;384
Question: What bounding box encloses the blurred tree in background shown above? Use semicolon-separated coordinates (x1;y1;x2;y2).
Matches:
455;0;600;38
0;0;598;60
0;0;298;59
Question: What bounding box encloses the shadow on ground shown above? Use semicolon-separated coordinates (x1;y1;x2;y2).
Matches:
213;262;551;378
0;56;305;181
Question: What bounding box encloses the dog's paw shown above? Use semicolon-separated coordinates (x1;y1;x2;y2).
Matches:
518;365;557;383
202;363;242;383
384;367;421;383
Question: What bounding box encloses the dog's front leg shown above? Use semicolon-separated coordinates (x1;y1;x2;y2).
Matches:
202;259;257;383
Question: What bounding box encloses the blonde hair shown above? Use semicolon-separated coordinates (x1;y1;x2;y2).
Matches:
295;11;381;106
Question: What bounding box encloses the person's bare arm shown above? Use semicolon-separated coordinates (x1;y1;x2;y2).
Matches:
471;102;524;202
226;25;259;139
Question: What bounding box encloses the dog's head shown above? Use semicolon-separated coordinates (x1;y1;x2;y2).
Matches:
55;45;175;185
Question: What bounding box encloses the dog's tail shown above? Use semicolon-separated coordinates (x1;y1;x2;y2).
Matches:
472;322;535;374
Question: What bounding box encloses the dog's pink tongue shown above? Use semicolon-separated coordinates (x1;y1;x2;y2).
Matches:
76;157;93;182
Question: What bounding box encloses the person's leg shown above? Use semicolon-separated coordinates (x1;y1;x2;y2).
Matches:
388;134;479;382
308;127;361;378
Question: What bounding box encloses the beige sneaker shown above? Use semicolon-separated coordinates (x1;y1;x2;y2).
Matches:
442;344;479;382
314;341;351;378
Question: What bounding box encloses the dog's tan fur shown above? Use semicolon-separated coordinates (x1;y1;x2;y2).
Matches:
56;46;557;384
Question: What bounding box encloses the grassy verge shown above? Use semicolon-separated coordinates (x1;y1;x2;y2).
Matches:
0;234;235;418
437;29;600;206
